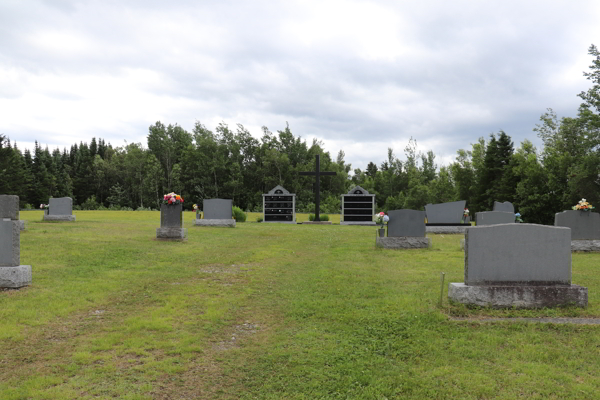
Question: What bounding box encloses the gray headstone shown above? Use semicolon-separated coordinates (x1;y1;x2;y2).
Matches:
464;224;571;286
425;200;466;224
0;220;19;267
475;211;515;226
493;201;514;213
555;210;600;240
0;195;20;220
203;199;233;220
387;209;427;237
160;204;183;228
48;197;73;215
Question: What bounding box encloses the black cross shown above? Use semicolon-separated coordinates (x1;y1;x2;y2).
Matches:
299;154;336;222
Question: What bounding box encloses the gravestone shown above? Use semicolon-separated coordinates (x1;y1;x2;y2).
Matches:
376;209;431;249
448;224;587;308
156;204;187;239
341;186;375;225
44;197;76;221
262;185;296;223
555;210;600;251
475;211;515;226
425;200;469;234
195;199;235;227
0;195;32;288
493;201;514;213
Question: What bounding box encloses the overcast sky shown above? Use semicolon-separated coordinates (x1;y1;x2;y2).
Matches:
1;0;599;170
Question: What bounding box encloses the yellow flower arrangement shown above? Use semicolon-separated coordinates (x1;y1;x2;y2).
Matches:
572;198;594;211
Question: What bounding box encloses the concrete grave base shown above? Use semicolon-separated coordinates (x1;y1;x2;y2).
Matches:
571;240;600;252
340;221;376;225
44;215;76;221
301;221;332;225
18;221;26;231
426;226;468;234
0;265;32;288
263;221;296;224
376;236;431;249
194;219;236;227
156;227;188;239
448;283;588;308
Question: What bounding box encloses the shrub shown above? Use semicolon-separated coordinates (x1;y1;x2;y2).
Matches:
320;214;329;221
256;216;263;223
308;214;315;221
232;206;246;222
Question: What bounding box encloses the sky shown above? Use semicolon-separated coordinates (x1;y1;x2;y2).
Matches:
1;0;599;171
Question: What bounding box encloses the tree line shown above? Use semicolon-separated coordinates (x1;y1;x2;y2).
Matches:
1;45;599;224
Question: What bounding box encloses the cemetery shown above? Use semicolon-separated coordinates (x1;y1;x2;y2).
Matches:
1;207;598;398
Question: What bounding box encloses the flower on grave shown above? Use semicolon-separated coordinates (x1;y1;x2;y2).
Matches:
515;212;523;223
40;204;49;209
162;192;184;205
572;198;594;211
193;204;198;210
374;212;389;228
463;208;469;217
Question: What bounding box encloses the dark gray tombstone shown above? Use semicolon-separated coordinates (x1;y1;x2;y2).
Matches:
449;224;587;308
44;197;75;221
157;203;187;239
493;201;514;213
203;199;233;220
425;200;466;224
195;199;235;227
387;209;426;237
554;210;600;240
376;209;430;249
475;211;515;226
0;195;32;287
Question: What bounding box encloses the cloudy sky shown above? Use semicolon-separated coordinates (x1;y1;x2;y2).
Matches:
1;0;599;170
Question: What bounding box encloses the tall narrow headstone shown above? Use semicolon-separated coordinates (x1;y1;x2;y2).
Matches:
0;195;32;288
449;224;587;308
376;209;431;249
157;203;187;239
44;197;76;221
195;199;235;227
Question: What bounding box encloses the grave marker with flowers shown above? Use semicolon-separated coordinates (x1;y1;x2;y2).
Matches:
43;197;75;221
555;198;600;251
376;209;431;249
156;192;187;240
194;199;236;227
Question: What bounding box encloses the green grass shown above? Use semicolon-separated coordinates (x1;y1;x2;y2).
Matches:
1;210;598;399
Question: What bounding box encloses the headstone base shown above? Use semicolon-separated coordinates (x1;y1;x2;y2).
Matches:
263;220;296;224
44;215;76;221
301;221;332;225
340;221;376;225
571;240;600;252
376;236;431;249
18;221;26;231
194;219;236;227
427;226;468;234
156;228;188;239
0;265;32;288
448;283;588;308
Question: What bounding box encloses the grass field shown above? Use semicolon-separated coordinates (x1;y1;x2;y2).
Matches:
1;210;599;399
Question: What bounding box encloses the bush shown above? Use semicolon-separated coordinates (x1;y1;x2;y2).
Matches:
81;195;100;210
256;216;263;223
320;214;329;221
232;206;246;222
308;214;315;221
24;203;34;210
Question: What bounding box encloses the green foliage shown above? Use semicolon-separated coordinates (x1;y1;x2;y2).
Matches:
308;213;315;221
232;206;247;222
256;216;263;222
319;214;329;221
81;195;100;210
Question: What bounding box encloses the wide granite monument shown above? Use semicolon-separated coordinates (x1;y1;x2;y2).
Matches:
425;200;469;234
262;186;296;223
493;201;515;213
43;197;76;221
555;210;600;251
0;195;32;288
376;209;431;249
341;186;376;225
449;224;588;308
195;199;235;227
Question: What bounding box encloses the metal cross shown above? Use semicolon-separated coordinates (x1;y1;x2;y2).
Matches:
299;154;336;222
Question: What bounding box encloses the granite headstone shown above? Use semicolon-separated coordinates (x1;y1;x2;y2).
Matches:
203;199;233;220
425;200;466;224
493;201;514;213
387;209;427;237
45;197;76;221
475;211;515;226
554;210;600;240
0;195;32;287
